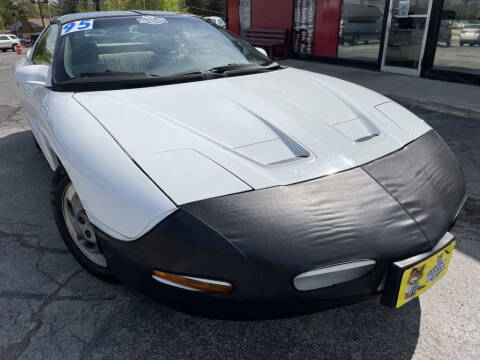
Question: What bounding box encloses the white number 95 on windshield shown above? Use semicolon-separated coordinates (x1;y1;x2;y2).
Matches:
61;19;94;36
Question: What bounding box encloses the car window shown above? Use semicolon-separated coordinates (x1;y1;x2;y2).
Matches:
0;36;9;40
9;35;18;39
32;25;59;65
56;15;271;82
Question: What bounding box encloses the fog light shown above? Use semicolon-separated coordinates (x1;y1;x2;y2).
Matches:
294;260;376;291
152;270;233;293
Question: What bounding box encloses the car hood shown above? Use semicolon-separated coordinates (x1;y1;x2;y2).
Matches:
73;68;431;204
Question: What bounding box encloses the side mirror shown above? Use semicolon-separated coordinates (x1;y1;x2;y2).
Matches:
14;64;51;87
255;47;268;58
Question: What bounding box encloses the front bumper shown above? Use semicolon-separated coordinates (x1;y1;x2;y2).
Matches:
461;38;480;44
98;130;466;319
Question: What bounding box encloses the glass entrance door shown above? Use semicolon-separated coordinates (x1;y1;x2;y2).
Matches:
381;0;433;76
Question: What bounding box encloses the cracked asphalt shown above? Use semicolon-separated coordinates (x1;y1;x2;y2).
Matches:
1;51;479;360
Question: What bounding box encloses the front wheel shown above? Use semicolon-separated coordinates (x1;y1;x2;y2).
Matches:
52;169;116;282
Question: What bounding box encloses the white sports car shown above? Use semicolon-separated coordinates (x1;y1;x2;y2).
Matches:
14;11;466;318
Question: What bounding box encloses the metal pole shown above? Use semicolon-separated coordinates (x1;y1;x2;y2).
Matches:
14;13;18;36
37;0;45;28
46;1;52;22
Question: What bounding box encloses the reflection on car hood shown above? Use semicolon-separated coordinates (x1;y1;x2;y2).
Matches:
74;68;431;204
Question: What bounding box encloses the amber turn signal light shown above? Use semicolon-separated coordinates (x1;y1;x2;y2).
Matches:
152;270;234;293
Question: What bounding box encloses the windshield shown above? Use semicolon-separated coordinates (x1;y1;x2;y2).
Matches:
54;15;271;84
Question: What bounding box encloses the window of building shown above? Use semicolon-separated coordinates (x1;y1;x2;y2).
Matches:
433;1;480;75
337;0;386;62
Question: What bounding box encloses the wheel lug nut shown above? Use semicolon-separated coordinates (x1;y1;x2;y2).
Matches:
85;230;91;238
79;217;85;225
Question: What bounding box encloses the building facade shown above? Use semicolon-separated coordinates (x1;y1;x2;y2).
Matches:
227;0;480;85
8;16;44;41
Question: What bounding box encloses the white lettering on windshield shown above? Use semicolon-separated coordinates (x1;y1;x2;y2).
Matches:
136;16;168;25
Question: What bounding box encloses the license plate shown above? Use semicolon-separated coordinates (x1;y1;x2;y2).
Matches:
381;233;456;308
395;241;455;307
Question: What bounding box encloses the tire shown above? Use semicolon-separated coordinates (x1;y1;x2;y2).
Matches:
52;169;117;282
1;49;6;52
349;33;359;46
12;45;16;51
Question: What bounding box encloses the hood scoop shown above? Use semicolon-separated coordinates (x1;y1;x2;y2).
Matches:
317;82;381;144
232;104;311;166
334;117;380;143
234;138;310;166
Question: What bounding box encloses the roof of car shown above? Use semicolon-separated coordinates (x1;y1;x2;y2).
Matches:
55;10;188;25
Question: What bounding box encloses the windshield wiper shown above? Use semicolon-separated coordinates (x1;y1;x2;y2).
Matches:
79;70;206;79
78;71;151;78
59;63;281;92
208;62;280;74
167;69;205;76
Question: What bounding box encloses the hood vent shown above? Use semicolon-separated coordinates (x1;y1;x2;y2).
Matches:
334;116;381;144
232;102;311;166
355;133;380;143
234;137;310;166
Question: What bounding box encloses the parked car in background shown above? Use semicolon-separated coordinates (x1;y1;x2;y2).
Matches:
460;24;480;46
339;3;383;45
454;20;472;29
30;34;40;45
438;20;452;47
204;16;226;28
0;34;20;51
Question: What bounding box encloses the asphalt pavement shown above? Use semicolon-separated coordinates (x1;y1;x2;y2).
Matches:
1;51;479;360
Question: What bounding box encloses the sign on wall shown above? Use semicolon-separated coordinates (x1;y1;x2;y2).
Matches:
239;0;251;35
398;0;410;17
294;0;316;54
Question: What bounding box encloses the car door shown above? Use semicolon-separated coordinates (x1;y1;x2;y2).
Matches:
0;35;10;49
9;35;19;46
17;24;59;165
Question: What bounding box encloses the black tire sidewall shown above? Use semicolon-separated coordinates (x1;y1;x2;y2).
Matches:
52;170;117;282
